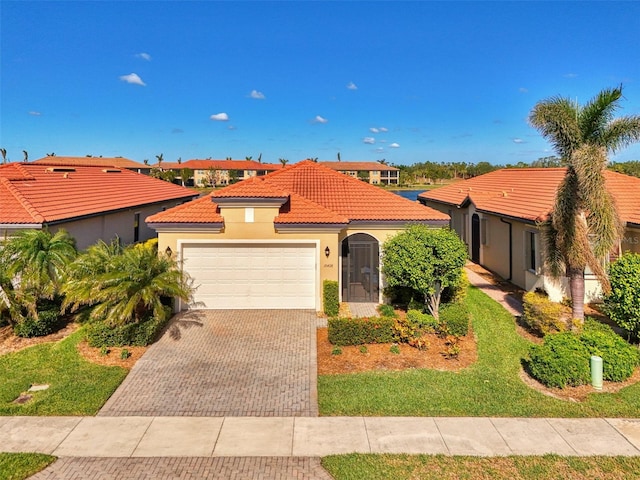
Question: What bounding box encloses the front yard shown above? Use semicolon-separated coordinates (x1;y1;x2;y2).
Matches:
318;286;640;417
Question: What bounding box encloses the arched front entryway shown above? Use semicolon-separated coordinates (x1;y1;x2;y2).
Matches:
341;233;379;302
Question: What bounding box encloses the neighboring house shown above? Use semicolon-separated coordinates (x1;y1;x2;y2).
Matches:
1;162;198;249
31;155;149;174
147;160;449;311
154;159;282;186
419;168;640;302
319;161;400;185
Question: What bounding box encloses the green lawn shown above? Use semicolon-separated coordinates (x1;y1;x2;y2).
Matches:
0;453;55;480
318;286;640;417
321;454;640;480
0;329;128;416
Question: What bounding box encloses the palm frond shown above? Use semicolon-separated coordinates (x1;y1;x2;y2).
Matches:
529;96;581;158
578;86;623;143
601;116;640;153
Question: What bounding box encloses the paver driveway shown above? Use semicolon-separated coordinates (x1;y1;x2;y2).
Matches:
98;310;319;417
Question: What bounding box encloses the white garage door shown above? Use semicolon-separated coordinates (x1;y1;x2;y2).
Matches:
182;243;317;309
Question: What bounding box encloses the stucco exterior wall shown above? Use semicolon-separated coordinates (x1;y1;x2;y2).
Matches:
4;200;189;251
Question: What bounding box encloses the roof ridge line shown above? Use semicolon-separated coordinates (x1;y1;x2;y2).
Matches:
284;190;350;223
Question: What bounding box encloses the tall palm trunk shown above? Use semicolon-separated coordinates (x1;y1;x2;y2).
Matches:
567;266;585;322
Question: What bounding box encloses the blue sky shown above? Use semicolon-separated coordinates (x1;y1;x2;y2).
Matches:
2;1;640;166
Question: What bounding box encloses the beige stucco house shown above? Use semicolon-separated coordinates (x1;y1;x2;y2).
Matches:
319;161;400;185
147;160;449;311
155;159;282;187
419;167;640;302
1;162;197;249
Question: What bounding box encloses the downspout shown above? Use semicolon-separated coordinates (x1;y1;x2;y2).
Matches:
500;217;513;281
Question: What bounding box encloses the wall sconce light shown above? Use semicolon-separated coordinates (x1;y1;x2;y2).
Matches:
324;246;330;258
165;246;173;257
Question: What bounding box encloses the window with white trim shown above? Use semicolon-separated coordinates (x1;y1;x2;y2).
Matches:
525;230;538;272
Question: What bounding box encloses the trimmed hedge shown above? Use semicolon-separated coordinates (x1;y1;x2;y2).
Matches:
580;322;640;382
13;308;61;338
527;320;640;388
522;291;570;336
528;332;591;388
86;308;171;347
323;280;339;318
440;303;470;337
328;316;395;346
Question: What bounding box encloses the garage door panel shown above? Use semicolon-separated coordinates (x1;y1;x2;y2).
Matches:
182;243;316;309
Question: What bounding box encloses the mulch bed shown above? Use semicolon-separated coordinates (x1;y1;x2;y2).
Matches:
317;326;477;375
0;322;80;356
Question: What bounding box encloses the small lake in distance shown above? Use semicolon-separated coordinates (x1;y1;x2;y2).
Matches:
390;190;426;202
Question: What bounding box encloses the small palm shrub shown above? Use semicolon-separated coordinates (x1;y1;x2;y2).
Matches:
522;291;571;336
528;332;591;388
328;317;395;346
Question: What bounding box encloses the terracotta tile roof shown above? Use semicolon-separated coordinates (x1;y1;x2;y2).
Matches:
0;163;197;225
31;156;144;169
156;159;282;171
211;176;289;199
148;160;448;226
146;195;223;224
319;161;399;172
419;168;640;224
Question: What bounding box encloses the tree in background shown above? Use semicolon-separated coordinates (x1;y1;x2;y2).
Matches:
179;167;193;187
529;86;640;322
382;225;467;319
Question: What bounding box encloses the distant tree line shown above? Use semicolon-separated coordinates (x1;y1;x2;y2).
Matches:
392;157;640;185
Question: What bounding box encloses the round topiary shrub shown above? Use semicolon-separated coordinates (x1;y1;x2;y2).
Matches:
528;332;591;388
580;323;640;382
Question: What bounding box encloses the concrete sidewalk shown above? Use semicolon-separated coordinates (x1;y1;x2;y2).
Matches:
2;416;640;457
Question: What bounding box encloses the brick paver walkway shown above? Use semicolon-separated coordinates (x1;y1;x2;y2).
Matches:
30;457;333;480
98;310;318;417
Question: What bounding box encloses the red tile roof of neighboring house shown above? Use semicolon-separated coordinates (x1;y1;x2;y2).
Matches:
0;163;197;225
156;159;282;171
146;195;224;224
419;168;640;225
319;161;399;172
31;156;144;169
148;160;448;226
211;176;289;198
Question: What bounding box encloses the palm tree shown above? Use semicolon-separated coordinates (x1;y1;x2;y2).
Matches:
22;150;28;162
64;239;193;326
529;86;640;322
179;167;193;187
0;148;7;164
279;158;289;167
62;238;123;318
156;153;164;169
2;229;77;314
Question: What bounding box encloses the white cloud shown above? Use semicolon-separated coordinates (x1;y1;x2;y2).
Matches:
313;115;328;124
513;138;525;144
28;111;42;116
363;137;376;144
119;73;146;86
375;147;384;153
519;87;528;93
347;81;358;90
210;112;229;121
389;142;400;148
136;52;152;61
379;127;388;132
249;90;265;99
370;127;379;133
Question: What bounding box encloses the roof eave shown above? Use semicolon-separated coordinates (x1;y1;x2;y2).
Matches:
348;219;450;228
0;223;43;230
147;222;224;232
275;223;347;233
212;197;288;207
